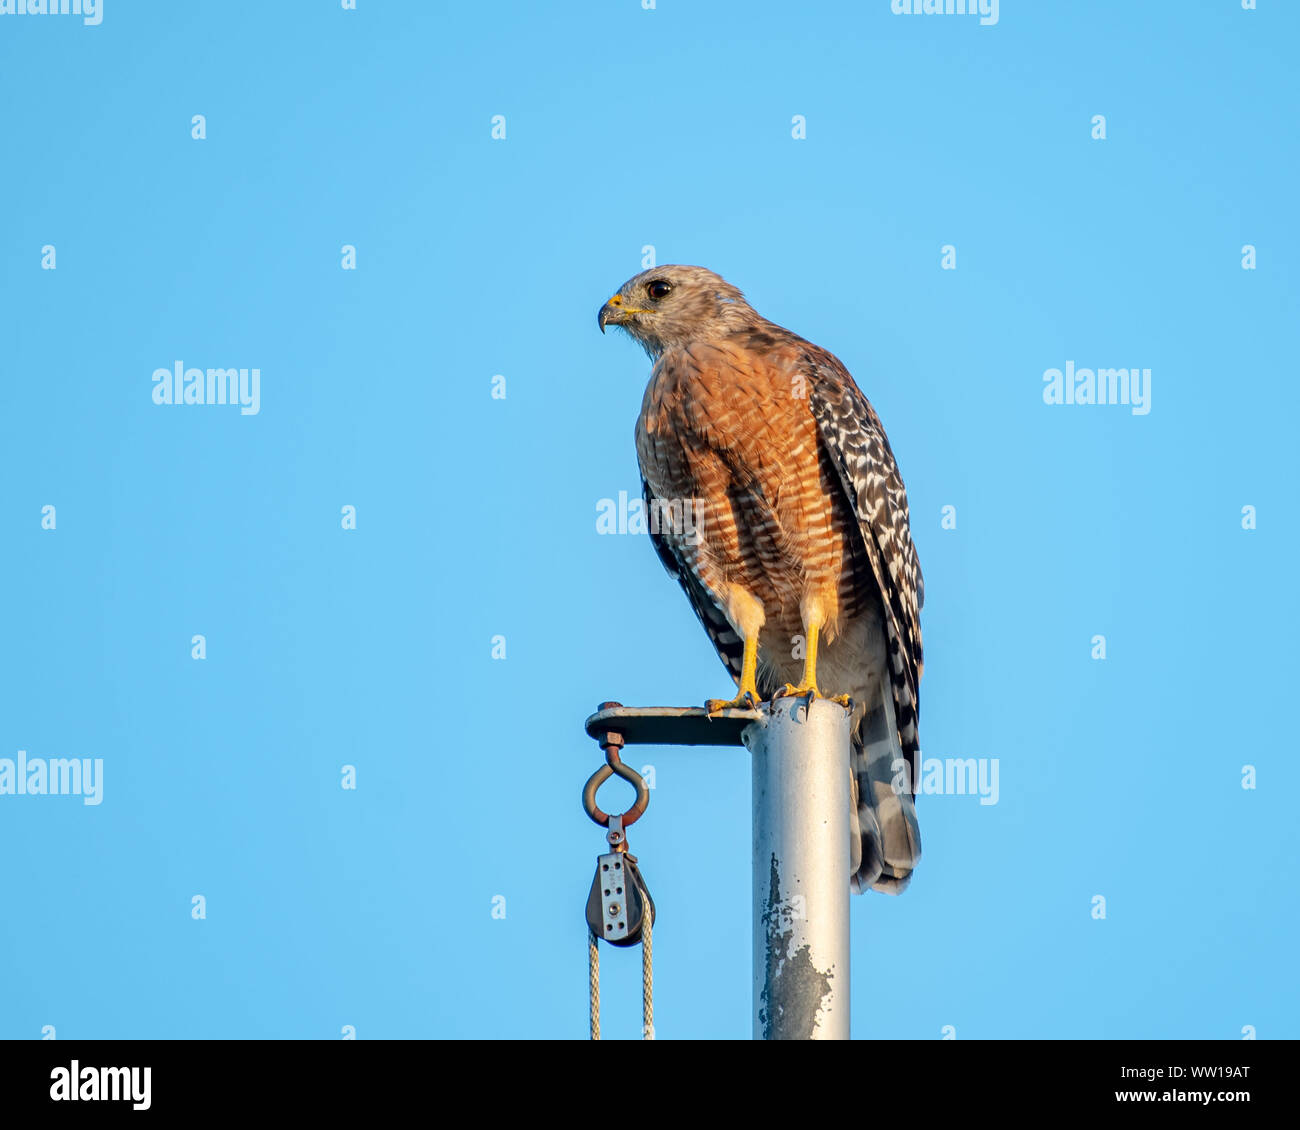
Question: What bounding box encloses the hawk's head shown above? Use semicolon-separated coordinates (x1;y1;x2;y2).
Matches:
598;265;754;357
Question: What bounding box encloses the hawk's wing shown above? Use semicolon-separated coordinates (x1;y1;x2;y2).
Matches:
799;342;925;789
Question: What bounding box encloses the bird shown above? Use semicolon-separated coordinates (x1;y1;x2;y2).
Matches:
598;265;924;893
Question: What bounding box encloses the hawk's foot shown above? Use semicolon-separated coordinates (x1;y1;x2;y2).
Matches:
772;683;852;709
705;689;760;718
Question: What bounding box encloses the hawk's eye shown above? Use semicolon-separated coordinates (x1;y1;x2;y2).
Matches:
646;280;672;300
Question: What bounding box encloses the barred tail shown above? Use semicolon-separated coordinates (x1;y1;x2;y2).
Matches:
849;685;921;894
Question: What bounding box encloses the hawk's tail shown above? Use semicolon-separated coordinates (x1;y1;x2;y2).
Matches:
849;686;922;894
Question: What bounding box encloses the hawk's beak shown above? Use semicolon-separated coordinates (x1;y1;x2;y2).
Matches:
599;294;652;333
598;295;623;334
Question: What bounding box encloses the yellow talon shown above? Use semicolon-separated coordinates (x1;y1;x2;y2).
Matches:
775;680;813;700
772;682;851;707
705;689;759;717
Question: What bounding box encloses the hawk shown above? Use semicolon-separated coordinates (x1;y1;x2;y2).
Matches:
598;266;924;893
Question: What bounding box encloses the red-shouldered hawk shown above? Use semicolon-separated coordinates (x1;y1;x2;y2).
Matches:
599;266;924;894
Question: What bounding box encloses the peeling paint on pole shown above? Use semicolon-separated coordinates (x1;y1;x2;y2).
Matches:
746;697;851;1040
758;853;837;1039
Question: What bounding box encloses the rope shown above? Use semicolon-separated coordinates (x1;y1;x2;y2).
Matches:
588;930;601;1041
587;889;654;1040
640;888;654;1040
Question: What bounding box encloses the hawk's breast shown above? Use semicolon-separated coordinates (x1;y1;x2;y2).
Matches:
634;338;868;649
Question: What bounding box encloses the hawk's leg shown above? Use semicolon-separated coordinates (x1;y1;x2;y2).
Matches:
774;618;852;707
705;631;761;717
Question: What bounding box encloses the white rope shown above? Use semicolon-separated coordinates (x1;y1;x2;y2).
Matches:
640;890;654;1040
587;888;654;1040
588;930;601;1041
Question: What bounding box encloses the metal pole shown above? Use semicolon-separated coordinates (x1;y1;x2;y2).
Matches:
744;696;852;1040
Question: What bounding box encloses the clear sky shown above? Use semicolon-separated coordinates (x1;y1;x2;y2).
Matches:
1;0;1296;1040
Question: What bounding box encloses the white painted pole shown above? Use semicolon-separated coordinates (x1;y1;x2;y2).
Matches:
745;697;852;1040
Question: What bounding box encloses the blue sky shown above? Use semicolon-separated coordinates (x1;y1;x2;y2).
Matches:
1;0;1296;1040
